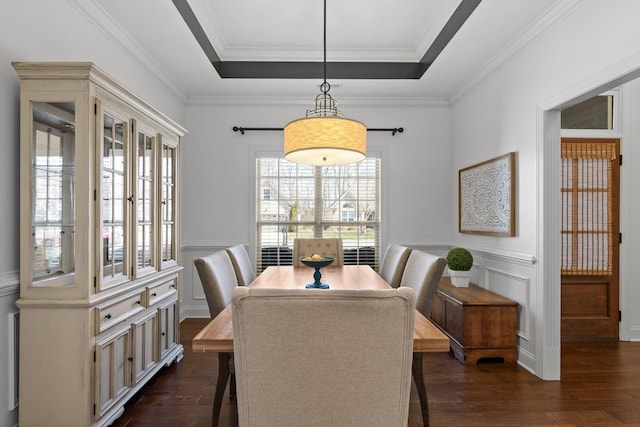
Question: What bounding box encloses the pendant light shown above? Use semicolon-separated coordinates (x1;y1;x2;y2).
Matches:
284;0;366;165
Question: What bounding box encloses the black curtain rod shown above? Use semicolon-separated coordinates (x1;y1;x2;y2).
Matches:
232;126;404;135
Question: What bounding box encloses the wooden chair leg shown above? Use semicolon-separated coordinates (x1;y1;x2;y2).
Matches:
230;373;236;397
211;352;231;427
412;352;429;427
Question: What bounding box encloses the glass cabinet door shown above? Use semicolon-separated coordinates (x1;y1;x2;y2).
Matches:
160;141;177;267
135;126;155;276
100;107;129;288
31;102;76;286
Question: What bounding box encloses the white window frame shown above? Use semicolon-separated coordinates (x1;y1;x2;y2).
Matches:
561;89;622;138
253;152;381;273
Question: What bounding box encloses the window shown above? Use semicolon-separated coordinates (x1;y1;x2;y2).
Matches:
561;139;619;275
561;95;614;130
341;203;355;221
256;157;380;273
561;90;620;133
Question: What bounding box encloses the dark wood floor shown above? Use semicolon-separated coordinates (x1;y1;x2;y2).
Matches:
112;318;640;426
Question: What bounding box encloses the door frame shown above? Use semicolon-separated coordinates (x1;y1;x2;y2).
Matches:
538;58;640;380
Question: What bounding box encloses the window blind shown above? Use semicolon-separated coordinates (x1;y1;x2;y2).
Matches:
561;140;617;275
256;157;380;273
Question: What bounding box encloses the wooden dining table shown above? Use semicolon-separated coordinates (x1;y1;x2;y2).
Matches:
192;265;450;427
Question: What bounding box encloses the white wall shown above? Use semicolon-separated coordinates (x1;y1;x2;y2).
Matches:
620;77;640;339
449;0;640;376
179;99;453;316
0;1;187;425
0;45;24;427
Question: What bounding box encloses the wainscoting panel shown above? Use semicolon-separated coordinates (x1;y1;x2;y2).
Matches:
1;272;20;426
180;246;231;319
191;262;205;301
484;267;531;341
8;312;19;410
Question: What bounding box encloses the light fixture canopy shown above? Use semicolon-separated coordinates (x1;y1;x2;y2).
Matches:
283;0;366;166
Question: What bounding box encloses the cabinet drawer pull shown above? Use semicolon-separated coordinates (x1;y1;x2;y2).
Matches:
128;356;134;362
135;300;141;305
104;313;112;320
161;332;166;336
151;292;157;297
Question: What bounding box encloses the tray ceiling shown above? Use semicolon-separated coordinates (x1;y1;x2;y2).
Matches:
90;0;567;100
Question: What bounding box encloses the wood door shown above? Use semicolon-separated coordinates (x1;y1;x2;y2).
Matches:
561;138;620;339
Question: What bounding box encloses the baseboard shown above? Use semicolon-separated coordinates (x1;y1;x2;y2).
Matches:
180;307;210;321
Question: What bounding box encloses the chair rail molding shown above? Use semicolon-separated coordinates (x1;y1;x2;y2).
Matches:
0;270;19;297
182;241;250;251
446;245;536;266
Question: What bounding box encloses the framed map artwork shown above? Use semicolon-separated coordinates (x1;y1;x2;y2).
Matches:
458;152;515;236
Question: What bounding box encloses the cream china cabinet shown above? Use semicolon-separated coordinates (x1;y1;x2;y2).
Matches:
14;62;186;427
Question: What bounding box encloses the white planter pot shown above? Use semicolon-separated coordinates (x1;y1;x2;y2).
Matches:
449;269;472;287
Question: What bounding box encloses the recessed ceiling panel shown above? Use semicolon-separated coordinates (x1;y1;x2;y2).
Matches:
199;0;458;62
174;0;481;79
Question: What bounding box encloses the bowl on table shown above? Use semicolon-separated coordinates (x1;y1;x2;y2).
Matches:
299;256;335;269
299;256;335;288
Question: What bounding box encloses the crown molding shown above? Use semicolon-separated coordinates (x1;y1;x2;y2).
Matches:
450;0;585;104
215;47;421;63
0;270;19;297
66;0;188;104
188;95;449;107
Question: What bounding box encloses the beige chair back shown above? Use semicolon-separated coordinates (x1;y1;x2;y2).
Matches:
292;237;344;266
379;244;412;288
399;250;446;318
232;287;415;427
194;250;239;318
226;244;255;286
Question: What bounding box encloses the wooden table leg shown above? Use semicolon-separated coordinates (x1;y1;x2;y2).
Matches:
229;352;236;397
412;352;429;427
212;352;231;427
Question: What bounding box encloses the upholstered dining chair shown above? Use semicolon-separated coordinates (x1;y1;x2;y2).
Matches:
194;250;240;401
292;237;344;266
194;250;239;318
398;250;447;318
232;287;415;427
226;244;255;286
379;244;412;288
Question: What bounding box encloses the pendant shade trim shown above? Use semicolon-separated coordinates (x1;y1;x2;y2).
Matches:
284;116;366;165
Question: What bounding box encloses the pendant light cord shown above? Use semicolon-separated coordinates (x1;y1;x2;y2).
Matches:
322;0;328;93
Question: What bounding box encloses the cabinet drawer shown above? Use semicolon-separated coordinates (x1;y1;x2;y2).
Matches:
147;279;177;306
96;291;146;333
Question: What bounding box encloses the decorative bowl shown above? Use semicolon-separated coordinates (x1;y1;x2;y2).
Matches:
299;256;335;270
299;256;335;288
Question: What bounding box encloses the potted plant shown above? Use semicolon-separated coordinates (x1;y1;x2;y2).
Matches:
446;247;473;287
